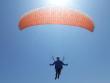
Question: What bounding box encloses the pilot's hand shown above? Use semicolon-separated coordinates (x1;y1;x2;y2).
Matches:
49;64;52;66
66;64;68;66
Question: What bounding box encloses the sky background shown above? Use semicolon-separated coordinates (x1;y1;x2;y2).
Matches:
0;0;110;83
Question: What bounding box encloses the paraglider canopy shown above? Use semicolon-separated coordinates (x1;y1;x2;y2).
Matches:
19;7;94;32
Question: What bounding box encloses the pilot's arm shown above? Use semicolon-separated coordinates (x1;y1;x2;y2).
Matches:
62;62;68;66
50;62;55;66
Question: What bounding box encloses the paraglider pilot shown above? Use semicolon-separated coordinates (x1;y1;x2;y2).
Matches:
50;57;68;80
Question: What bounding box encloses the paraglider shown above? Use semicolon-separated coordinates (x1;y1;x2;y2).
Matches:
18;7;94;80
50;57;68;80
19;7;94;32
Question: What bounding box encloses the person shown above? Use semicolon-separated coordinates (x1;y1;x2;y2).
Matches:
50;57;68;80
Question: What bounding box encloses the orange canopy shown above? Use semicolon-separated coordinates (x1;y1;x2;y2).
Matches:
19;7;94;32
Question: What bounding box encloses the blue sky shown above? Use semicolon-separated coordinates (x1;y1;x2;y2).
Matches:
0;0;110;83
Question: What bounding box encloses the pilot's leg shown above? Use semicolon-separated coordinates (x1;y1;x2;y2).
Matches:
55;69;58;80
58;68;62;79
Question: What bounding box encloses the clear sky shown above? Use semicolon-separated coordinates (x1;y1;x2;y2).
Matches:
0;0;110;83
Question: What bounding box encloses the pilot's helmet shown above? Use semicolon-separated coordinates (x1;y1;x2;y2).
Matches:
56;57;60;60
